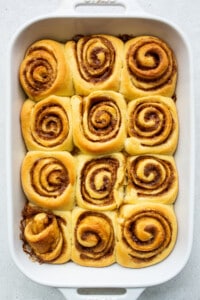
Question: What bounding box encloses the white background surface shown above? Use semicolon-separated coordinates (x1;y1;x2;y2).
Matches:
1;0;199;299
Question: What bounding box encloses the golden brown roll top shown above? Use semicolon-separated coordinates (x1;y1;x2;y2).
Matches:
19;36;177;101
71;207;116;267
19;39;74;101
20;95;73;151
116;203;177;268
19;34;179;269
71;90;127;155
21;151;76;210
120;35;177;100
66;34;124;95
21;204;71;264
125;96;179;155
125;155;178;204
76;153;125;211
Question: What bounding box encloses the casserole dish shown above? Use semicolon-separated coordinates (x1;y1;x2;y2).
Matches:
6;0;195;299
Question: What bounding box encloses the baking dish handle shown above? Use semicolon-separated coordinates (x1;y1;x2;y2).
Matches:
57;0;145;15
58;287;145;300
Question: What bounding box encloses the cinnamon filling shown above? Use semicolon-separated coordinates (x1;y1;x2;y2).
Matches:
22;46;57;96
80;157;119;206
75;211;115;260
30;157;69;197
31;103;69;147
126;38;177;91
75;35;116;82
122;209;172;262
20;204;67;263
129;155;174;197
82;97;121;142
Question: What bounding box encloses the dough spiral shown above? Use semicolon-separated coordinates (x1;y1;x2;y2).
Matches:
72;90;127;155
125;95;179;155
116;203;177;268
125;155;178;204
20;95;73;151
19;39;73;101
21;204;71;264
66;34;123;95
71;208;116;267
76;153;125;210
21;151;76;210
120;35;177;100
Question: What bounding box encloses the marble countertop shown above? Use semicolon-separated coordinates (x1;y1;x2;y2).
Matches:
0;0;199;299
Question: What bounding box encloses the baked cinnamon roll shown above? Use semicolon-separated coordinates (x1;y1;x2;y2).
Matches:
116;203;177;268
125;155;178;204
21;203;71;264
71;207;116;267
120;36;177;100
76;153;125;211
71;90;127;155
66;34;123;95
125;95;179;155
19;39;74;101
21;151;76;210
20;95;73;151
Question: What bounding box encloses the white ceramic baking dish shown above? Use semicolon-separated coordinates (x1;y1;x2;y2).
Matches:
6;0;195;299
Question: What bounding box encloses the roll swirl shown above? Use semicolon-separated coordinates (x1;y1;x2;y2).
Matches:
21;151;76;210
76;153;125;210
125;155;178;204
21;204;71;264
72;90;127;155
19;39;74;101
116;203;177;268
125;96;179;155
20;95;73;151
71;208;116;267
120;36;177;100
66;35;123;95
